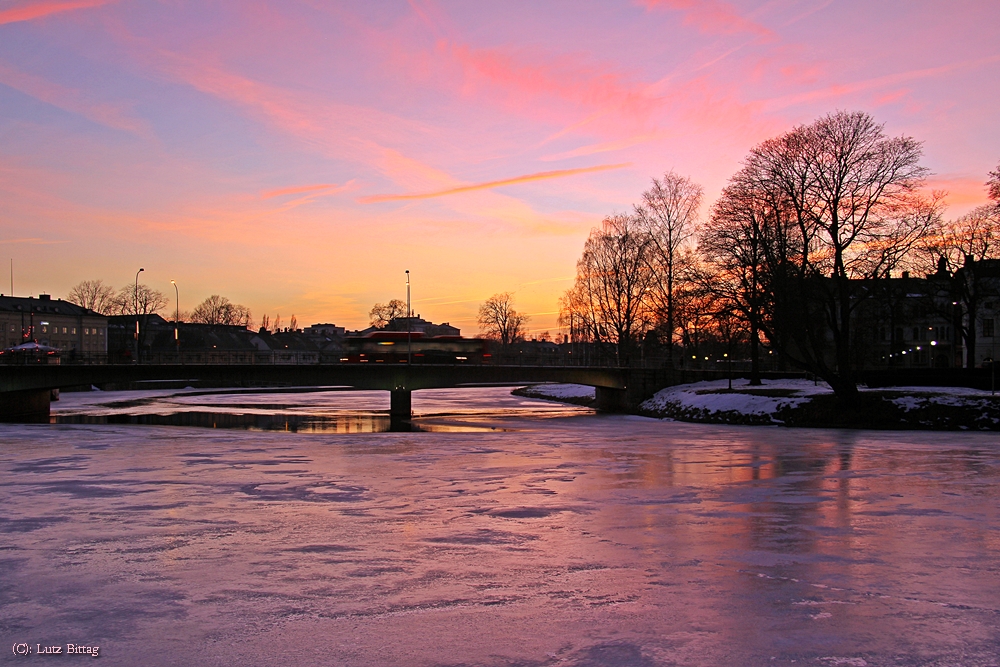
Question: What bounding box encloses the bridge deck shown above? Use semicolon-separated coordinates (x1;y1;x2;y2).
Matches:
0;364;630;393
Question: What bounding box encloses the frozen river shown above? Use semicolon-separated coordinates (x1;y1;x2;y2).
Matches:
2;387;999;666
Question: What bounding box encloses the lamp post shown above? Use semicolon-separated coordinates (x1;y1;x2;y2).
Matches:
171;280;179;360
406;270;411;365
134;267;144;362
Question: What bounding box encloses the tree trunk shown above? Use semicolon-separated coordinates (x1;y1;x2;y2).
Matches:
749;316;761;385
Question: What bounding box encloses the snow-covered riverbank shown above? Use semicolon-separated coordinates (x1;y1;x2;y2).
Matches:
516;379;1000;430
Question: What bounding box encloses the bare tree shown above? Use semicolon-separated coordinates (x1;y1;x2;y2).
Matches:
988;161;1000;205
571;213;656;365
478;292;528;347
738;110;932;402
67;279;115;314
259;314;270;332
190;295;253;328
634;171;703;365
104;284;168;352
108;284;168;317
700;173;771;384
369;299;407;328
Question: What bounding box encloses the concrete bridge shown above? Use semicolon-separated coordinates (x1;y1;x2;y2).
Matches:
0;364;681;424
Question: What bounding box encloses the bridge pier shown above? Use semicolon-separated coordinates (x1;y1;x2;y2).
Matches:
594;369;680;412
389;389;412;431
0;389;52;423
595;386;629;412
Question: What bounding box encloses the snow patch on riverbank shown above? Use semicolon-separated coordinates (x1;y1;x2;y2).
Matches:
640;379;830;423
642;379;827;417
513;384;595;405
639;378;999;427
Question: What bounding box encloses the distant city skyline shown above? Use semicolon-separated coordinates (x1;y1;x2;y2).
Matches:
2;0;998;333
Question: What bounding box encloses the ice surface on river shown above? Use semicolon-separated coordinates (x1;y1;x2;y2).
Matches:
3;387;1000;666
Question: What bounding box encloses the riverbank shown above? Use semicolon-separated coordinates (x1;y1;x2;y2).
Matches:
513;379;1000;430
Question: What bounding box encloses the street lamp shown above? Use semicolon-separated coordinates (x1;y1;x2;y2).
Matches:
171;280;179;360
406;270;411;365
134;267;144;362
991;321;996;396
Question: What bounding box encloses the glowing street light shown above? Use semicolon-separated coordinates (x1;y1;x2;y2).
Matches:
171;280;179;358
406;270;411;365
134;267;143;362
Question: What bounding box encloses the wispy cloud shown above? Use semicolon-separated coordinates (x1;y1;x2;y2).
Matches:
358;163;630;204
0;60;149;135
0;0;117;26
260;183;337;199
540;132;668;161
0;237;67;245
145;49;438;179
637;0;774;38
759;54;1000;112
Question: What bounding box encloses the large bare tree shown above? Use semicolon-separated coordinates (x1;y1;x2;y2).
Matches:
571;213;656;365
634;171;702;365
736;110;933;402
67;279;115;314
478;292;528;347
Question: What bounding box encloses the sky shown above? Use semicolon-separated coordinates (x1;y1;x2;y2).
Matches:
1;0;998;335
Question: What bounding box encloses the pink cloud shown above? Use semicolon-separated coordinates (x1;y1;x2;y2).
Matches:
440;40;659;133
0;0;117;25
638;0;773;38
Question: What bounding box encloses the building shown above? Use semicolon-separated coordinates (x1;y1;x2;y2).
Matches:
304;323;346;337
832;257;999;370
0;294;108;356
354;315;460;338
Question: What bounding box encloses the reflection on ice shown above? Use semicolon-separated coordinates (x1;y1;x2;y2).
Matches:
50;386;587;433
3;387;999;666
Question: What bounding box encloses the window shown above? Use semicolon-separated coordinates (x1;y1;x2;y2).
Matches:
985;318;995;338
41;326;48;333
72;328;76;334
62;327;67;334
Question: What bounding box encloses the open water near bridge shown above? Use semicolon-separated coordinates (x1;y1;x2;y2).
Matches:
2;387;999;666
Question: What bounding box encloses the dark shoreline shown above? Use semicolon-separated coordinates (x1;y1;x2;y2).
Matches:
514;385;1000;431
